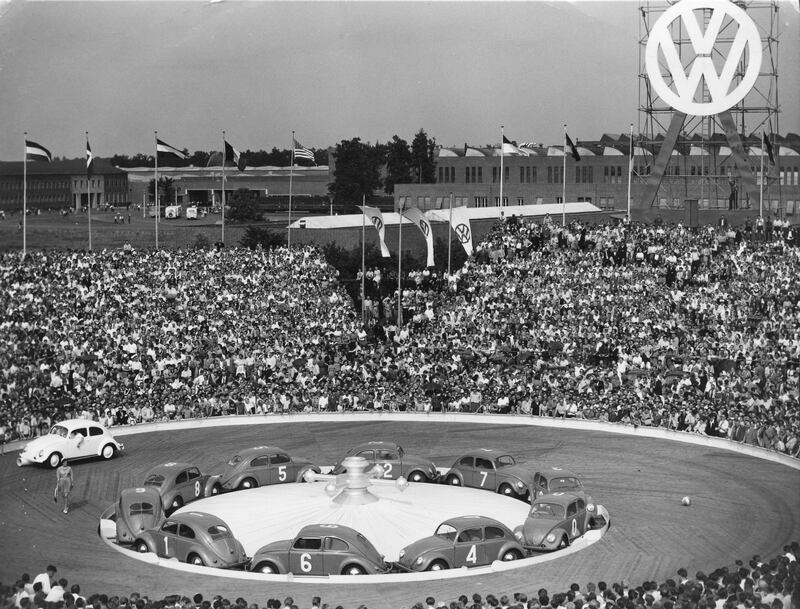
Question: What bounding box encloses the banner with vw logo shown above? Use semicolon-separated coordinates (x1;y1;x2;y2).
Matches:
358;205;391;257
402;206;435;268
645;0;762;116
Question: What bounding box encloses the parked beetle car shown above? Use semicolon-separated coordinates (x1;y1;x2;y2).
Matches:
143;462;221;515
115;487;165;545
217;446;320;491
397;515;526;572
248;524;389;575
513;491;597;551
331;442;438;483
133;512;247;568
443;449;535;499
16;419;124;468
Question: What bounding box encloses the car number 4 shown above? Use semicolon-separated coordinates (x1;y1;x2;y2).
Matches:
466;544;477;563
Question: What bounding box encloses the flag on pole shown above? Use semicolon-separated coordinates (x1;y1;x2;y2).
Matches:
445;206;473;257
156;138;188;160
763;133;775;165
565;133;581;161
25;140;52;162
402;206;435;268
86;138;94;174
502;135;528;156
293;139;316;164
358;205;391;257
224;140;246;171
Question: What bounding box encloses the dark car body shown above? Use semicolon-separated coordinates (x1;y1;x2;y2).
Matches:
133;511;248;568
248;524;389;575
217;446;320;491
531;467;587;500
331;442;438;482
397;515;526;571
115;487;165;544
443;449;535;499
513;492;596;551
143;462;221;514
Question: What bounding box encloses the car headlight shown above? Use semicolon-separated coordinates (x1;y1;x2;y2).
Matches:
38;450;44;458
514;530;523;541
587;503;595;512
399;550;405;559
546;533;556;543
516;480;524;488
414;557;424;566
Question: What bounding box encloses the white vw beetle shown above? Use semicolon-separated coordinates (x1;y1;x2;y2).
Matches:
16;419;124;468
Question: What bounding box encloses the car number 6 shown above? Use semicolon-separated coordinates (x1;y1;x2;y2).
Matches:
300;553;312;572
194;481;201;497
278;465;287;481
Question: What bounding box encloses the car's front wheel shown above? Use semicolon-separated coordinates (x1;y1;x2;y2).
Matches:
101;444;115;460
48;452;62;469
210;483;221;495
254;561;279;574
135;540;150;553
501;549;522;561
341;564;366;575
557;535;569;549
498;483;516;498
408;471;427;483
166;496;183;516
427;560;448;571
187;553;205;566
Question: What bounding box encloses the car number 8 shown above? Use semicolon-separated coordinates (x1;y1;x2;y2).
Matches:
300;553;312;572
278;465;287;481
195;481;201;497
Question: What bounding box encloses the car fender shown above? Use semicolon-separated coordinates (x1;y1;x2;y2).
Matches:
133;534;157;553
443;469;464;485
340;557;376;574
295;465;320;482
251;552;288;573
418;550;450;570
497;541;526;559
204;475;222;496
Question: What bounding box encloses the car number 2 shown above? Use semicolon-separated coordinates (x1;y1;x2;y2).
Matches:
466;544;477;564
571;518;578;538
278;465;287;482
381;463;393;478
194;481;201;497
300;552;313;572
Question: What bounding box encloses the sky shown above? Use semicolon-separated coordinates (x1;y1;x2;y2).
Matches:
0;0;798;161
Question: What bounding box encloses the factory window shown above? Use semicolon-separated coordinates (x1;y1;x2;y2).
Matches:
477;167;482;183
520;167;525;183
450;167;455;183
504;167;509;182
492;167;498;183
465;168;470;184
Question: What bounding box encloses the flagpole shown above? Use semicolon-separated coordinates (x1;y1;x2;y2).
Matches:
760;131;764;220
397;201;403;328
222;130;226;246
447;191;453;278
361;194;366;327
562;124;567;226
627;123;633;222
154;131;159;250
22;133;27;257
500;125;504;209
87;131;92;251
288;131;294;248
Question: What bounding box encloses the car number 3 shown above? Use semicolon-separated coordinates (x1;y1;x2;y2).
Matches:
300;552;313;572
278;465;287;482
466;545;477;563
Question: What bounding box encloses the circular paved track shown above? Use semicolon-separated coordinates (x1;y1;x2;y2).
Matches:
1;418;799;608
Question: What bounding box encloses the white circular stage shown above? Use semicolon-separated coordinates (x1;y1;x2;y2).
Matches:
175;481;531;561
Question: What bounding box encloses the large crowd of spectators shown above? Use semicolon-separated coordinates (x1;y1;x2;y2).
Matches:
3;543;798;609
1;219;798;458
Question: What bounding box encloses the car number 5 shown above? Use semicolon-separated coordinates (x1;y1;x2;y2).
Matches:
300;552;312;572
466;544;477;563
278;465;287;482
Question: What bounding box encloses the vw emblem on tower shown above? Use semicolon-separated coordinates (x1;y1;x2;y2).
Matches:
645;0;761;116
455;223;471;243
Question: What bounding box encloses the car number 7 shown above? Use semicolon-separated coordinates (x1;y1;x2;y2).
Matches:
479;471;488;487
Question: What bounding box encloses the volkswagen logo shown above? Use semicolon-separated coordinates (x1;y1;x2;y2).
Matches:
371;216;383;231
645;0;761;116
455;223;471;243
419;220;430;237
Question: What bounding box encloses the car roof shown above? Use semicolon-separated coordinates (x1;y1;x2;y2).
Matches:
55;419;104;430
166;512;229;527
461;449;514;459
533;492;582;506
537;466;579;478
119;487;161;500
346;441;400;453
440;515;505;528
147;462;198;475
296;524;361;537
234;446;287;457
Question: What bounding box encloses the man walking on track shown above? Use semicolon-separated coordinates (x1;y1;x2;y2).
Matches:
54;460;73;514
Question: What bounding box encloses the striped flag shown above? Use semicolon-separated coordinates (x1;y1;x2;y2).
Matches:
293;139;316;164
26;140;52;162
224;140;246;171
156;138;188;160
86;138;94;174
565;133;581;161
502;134;528;156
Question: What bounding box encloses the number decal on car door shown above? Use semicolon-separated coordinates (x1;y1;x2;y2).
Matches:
466;545;477;564
278;465;287;481
479;471;488;487
194;481;201;497
163;537;169;555
571;519;578;538
382;463;393;478
300;553;312;572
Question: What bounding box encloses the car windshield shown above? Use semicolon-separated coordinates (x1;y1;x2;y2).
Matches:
496;455;516;467
434;523;457;541
550;477;582;491
144;474;165;487
530;503;566;519
208;525;230;538
50;425;68;438
227;455;242;466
